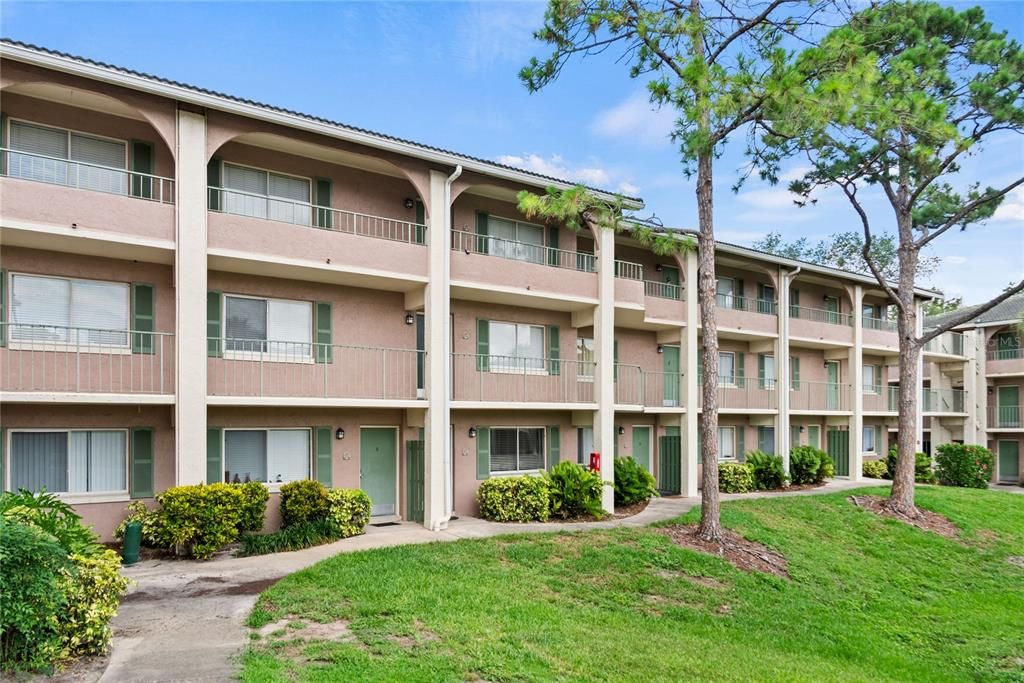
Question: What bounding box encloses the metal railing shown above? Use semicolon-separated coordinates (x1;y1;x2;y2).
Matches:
861;384;897;413
614;260;644;281
987;346;1023;361
716;294;778;315
925;331;966;356
451;353;595;403
644;280;682;300
614;364;644;405
788;380;852;412
208;338;422;400
2;148;175;204
1;323;174;394
863;316;898;332
923;388;965;413
697;376;778;410
989;405;1023;429
450;230;594;271
789;305;853;326
209;187;427;244
641;371;684;407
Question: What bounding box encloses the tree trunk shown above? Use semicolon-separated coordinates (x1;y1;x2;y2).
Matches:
889;205;920;515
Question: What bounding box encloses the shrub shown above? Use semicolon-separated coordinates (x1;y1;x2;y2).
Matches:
718;462;754;493
789;446;832;485
934;443;995;489
613;456;659;506
146;483;244;559
325;489;372;538
545;461;607;519
0;489;100;556
57;550;129;658
818;451;835;481
237;481;270;532
114;500;159;544
862;459;888;479
0;518;68;673
886;446;936;484
477;476;550;522
237;519;342;557
279;480;330;527
746;450;788;490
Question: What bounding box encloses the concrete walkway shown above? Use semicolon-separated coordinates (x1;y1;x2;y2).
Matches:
101;478;884;682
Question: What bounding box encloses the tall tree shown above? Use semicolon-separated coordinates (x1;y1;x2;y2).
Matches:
521;0;831;541
922;296;963;317
757;1;1024;514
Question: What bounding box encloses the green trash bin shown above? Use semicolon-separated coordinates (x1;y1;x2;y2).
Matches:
122;521;142;565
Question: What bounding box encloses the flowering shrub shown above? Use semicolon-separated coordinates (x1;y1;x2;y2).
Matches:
934;444;994;488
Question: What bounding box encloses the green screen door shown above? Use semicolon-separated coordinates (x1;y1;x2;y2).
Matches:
361;428;397;517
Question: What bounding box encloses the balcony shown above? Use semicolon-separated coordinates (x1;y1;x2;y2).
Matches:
790;305;854;345
716;294;778;336
862;315;898;350
697;377;778;412
924;331;965;357
862;385;898;413
643;280;685;324
645;280;682;301
1;149;176;242
614;364;644;407
207;338;421;405
988;405;1023;430
923;388;965;414
791;380;853;412
986;346;1024;376
0;324;175;401
451;353;595;406
614;260;645;308
640;370;684;409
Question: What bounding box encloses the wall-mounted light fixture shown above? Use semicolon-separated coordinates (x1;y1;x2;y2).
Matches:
404;198;415;210
468;426;478;439
799;425;805;433
335;427;345;440
617;426;625;435
657;345;665;354
655;264;663;272
404;313;415;325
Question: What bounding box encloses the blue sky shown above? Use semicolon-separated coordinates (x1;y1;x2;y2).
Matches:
3;1;1021;303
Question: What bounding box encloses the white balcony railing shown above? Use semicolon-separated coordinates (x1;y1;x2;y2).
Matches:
789;305;853;326
717;294;778;315
789;380;852;412
925;331;966;356
207;338;422;400
987;346;1023;361
2;148;175;204
1;323;174;395
451;230;594;271
923;388;965;414
209;187;426;244
863;316;898;332
861;384;897;413
644;280;682;300
641;371;684;407
613;260;644;281
451;353;596;403
614;364;644;405
697;376;778;410
990;405;1023;429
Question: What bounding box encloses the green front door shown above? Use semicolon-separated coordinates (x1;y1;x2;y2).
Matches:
663;345;680;406
632;426;651;473
827;427;850;477
826;361;841;411
997;386;1020;428
825;296;840;325
998;441;1020;483
658;430;681;495
361;428;397;517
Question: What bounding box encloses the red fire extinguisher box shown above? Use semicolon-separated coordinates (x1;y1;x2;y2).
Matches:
588;452;600;472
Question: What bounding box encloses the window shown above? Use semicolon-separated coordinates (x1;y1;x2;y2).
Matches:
224;295;312;358
8;120;128;195
10;274;129;346
222;162;311;225
863;365;879;393
490;427;545;473
489;321;545;372
761;355;776;389
719;352;736;386
486;216;546;264
863;426;876;453
758;427;775;454
577;338;594;379
718;426;736;460
757;285;776;314
9;430;127;494
716;277;735;309
577;426;594;465
224;429;310;484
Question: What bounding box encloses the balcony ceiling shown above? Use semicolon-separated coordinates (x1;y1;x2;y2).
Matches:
6;83;146;121
233;132;407;181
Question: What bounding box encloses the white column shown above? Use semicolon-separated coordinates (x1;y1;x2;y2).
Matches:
777;266;790;471
175;110;208;485
423;170;450;530
914;299;925;452
594;228;616;512
963;329;983;444
680;249;699;497
850;285;864;480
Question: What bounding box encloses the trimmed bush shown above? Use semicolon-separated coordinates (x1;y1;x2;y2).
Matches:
817;450;836;481
790;446;832;485
886;446;936;484
545;461;607;519
238;520;342;557
325;489;372;538
614;456;659;506
279;479;330;527
934;443;995;488
146;483;244;559
57;550;129;658
746;450;788;490
718;462;754;493
0;489;100;556
477;476;551;522
862;459;888;479
237;481;270;532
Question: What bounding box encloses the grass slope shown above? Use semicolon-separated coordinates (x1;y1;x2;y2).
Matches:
243;486;1024;682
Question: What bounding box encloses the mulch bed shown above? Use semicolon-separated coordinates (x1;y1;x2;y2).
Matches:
657;525;790;579
848;495;959;539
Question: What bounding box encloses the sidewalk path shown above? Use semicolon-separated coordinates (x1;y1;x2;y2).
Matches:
101;478;886;682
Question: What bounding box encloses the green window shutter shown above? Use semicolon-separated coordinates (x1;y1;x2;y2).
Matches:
131;283;155;355
315;426;333;487
130;140;154;199
758;426;771;452
476;212;489;254
791;356;801;390
547;226;560;266
415;200;426;245
315;301;333;364
876;426;883;453
736;427;745;460
476;427;490;480
790;288;800;318
207;157;222;211
613;339;620;382
547;426;560;470
0;428;5;491
0;113;6;176
206;428;222;484
314;177;332;229
207;291;222;357
130;427;155;499
736;278;745;309
0;269;6;347
548;325;560;375
476;318;490;371
791;426;801;448
758;354;766;389
697;428;703;464
736;352;745;387
808;425;820;449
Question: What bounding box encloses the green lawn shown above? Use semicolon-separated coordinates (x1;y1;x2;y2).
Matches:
242;487;1024;682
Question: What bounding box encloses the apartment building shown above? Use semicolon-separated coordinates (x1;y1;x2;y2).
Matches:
0;41;941;540
923;294;1024;485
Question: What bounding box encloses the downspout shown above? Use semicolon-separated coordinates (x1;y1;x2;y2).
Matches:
435;164;461;530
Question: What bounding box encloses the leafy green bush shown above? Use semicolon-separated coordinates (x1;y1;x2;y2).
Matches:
477;476;551;522
279;479;330;527
862;459;888;479
545;460;607;519
0;489;100;556
325;489;372;538
934;443;995;488
746;450;788;490
0;518;68;673
886;446;936;483
613;456;659;506
718;462;754;493
146;483;244;559
114;500;158;543
789;446;831;485
237;481;270;532
818;451;835;481
237;519;342;557
57;550;129;658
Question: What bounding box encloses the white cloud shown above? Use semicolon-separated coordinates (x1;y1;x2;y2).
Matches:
991;186;1024;223
452;2;546;73
496;153;642;196
618;181;640;195
736;188;801;211
590;92;676;146
780;165;811;182
943;255;968;266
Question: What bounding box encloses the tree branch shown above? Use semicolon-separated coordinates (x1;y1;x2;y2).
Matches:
916;176;1024;248
838;180;905;311
706;0;789;65
918;279;1024;345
